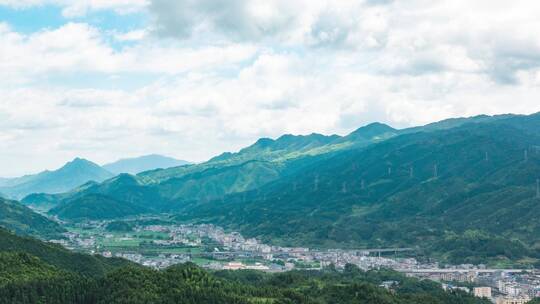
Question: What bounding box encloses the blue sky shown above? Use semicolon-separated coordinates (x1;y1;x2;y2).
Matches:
1;0;540;176
0;3;147;34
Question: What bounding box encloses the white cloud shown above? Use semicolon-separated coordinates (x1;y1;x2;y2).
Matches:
114;29;147;42
2;0;540;176
0;22;257;84
148;0;540;80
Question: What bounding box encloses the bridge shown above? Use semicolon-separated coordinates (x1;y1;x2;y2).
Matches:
178;247;415;257
395;268;531;274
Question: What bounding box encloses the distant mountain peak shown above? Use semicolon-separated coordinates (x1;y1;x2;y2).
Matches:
352;122;395;135
0;158;113;200
103;154;191;175
109;173;140;184
240;133;340;155
208;132;340;164
64;157;99;167
342;122;397;143
252;138;275;148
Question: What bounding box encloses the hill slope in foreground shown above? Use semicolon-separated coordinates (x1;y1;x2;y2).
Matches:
0;228;133;277
0;197;65;239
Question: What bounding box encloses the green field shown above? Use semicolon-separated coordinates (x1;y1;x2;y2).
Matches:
132;231;171;239
99;237;140;247
191;257;218;265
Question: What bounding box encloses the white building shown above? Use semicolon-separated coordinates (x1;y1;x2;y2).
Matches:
495;296;530;304
473;287;492;298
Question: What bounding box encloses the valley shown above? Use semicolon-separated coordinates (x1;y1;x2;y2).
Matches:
51;215;418;271
36;214;540;302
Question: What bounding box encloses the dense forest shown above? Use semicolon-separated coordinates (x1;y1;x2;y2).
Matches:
0;228;497;303
0;198;65;239
0;228;133;277
0;248;493;304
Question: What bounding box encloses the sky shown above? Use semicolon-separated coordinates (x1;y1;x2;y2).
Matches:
1;0;540;177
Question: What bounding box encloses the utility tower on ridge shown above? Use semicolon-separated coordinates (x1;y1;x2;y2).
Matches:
536;179;540;199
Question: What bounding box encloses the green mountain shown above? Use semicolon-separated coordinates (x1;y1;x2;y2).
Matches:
30;113;540;265
46;174;163;220
49;193;149;221
1;158;114;200
177;113;540;265
0;252;67;287
0;228;133;277
103;154;191;175
0;197;65;239
40;124;396;220
208;133;340;164
336;122;398;144
46;162;284;220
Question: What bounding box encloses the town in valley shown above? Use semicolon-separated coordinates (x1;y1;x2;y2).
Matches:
47;215;540;304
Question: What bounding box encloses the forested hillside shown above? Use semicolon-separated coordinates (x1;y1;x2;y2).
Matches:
34;119;439;220
178;114;540;265
0;229;491;303
0;228;133;277
0;247;491;304
0;198;65;239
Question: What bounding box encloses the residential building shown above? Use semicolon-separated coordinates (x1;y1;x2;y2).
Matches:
473;287;492;298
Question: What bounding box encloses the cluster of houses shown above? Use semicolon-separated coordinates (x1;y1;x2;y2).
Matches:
52;221;540;303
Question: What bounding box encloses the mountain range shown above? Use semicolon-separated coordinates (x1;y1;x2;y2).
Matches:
0;158;113;200
0;154;190;200
9;113;540;265
179;116;540;265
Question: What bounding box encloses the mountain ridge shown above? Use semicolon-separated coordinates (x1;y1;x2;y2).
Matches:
176;116;540;265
